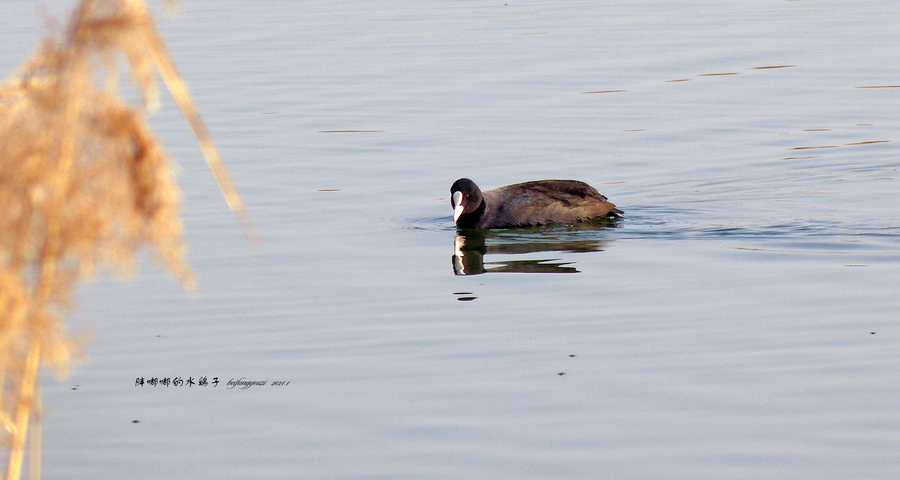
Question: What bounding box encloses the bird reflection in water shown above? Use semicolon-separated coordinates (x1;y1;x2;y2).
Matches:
451;223;616;275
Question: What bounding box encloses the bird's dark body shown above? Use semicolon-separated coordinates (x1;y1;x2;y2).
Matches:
451;178;621;229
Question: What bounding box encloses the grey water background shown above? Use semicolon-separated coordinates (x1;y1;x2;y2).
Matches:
3;1;900;479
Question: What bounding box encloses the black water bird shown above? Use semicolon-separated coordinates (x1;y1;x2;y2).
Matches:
450;178;622;229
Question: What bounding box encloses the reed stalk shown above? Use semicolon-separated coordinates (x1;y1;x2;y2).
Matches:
1;1;248;478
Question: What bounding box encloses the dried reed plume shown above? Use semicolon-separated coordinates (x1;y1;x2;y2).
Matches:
1;1;249;478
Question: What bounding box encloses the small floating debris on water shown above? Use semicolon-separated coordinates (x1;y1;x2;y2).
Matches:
782;155;821;160
698;72;739;77
790;145;838;150
582;89;626;94
316;130;384;133
750;65;795;70
453;292;478;302
317;188;340;192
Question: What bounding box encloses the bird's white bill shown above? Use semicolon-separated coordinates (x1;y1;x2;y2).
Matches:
452;191;465;222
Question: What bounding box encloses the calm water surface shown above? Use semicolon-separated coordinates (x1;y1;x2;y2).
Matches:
2;1;899;479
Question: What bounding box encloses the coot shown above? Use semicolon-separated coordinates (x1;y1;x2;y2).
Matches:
450;178;622;229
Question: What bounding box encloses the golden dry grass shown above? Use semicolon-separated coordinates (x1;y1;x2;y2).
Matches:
1;1;248;478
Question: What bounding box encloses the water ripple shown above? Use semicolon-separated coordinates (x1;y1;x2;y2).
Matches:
612;205;900;257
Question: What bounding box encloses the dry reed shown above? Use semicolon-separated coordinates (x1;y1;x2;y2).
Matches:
1;1;249;478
